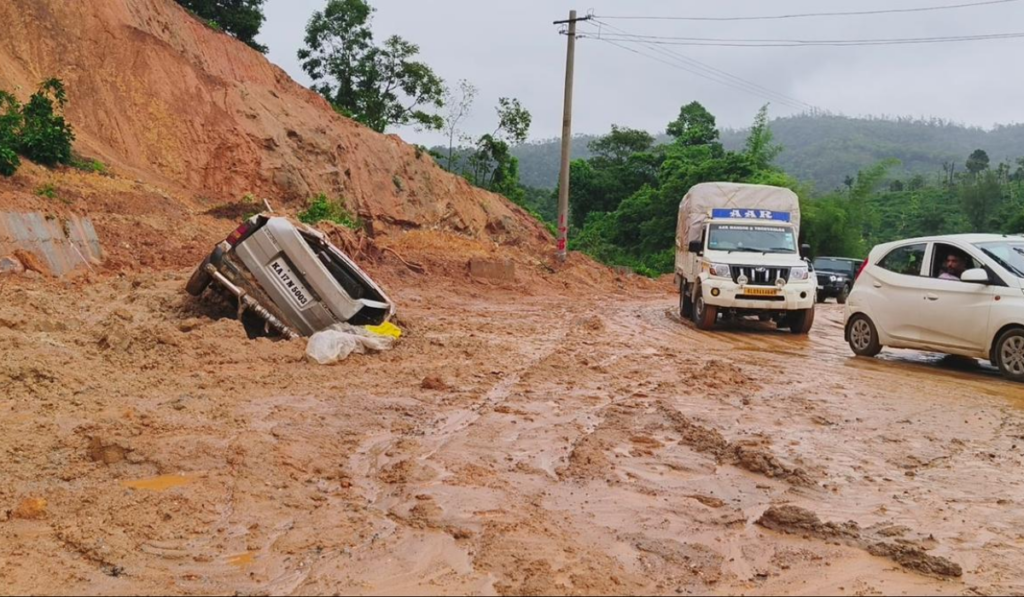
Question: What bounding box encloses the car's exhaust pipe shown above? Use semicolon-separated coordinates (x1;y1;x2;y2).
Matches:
204;264;300;341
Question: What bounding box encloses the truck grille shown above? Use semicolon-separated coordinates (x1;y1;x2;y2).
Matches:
731;265;790;286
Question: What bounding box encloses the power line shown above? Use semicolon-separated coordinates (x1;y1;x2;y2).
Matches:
594;0;1021;22
591;36;812;112
584;19;820;112
593;31;1024;47
585;21;817;111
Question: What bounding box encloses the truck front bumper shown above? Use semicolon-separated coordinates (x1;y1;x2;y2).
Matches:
701;280;815;311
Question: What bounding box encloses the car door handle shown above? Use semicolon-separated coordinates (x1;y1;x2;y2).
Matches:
872;282;882;288
925;293;939;301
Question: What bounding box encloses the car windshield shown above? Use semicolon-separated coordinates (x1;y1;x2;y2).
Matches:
813;258;856;275
975;240;1024;277
707;224;796;254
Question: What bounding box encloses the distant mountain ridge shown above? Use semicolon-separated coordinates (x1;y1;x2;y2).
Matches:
511;114;1024;192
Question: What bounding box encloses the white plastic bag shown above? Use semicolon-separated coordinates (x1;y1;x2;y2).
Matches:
305;323;397;365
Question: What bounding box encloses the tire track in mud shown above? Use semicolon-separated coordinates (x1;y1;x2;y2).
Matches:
302;305;590;594
627;298;1024;593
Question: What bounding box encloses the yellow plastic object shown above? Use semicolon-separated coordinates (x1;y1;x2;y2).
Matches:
364;321;402;339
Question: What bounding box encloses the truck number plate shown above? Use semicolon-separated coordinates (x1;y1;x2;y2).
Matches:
744;287;779;296
269;258;312;309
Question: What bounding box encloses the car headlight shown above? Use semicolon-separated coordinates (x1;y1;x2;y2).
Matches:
829;275;837;282
789;266;809;281
709;263;732;278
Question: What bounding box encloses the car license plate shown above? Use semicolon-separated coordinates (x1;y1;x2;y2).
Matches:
744;287;779;296
269;258;313;309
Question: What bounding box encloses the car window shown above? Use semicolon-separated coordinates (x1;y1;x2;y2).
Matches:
930;243;978;280
877;243;926;276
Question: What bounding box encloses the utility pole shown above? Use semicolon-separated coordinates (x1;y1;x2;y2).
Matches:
553;10;589;262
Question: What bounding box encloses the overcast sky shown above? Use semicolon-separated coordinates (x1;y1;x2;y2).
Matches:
257;0;1024;147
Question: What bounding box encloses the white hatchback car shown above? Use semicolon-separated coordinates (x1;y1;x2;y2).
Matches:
844;234;1024;382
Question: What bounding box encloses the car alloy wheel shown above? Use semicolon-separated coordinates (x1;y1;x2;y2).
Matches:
1000;334;1024;377
850;319;873;352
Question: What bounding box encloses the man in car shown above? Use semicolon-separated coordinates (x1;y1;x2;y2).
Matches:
939;250;968;281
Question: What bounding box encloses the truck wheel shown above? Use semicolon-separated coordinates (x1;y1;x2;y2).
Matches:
787;308;815;335
847;314;882;357
679;280;693;319
692;287;717;330
994;328;1024;382
186;255;213;296
837;284;850;305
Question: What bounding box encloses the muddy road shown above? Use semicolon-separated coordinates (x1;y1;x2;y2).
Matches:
1;272;1023;596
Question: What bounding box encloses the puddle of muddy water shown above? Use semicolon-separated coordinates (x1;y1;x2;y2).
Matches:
227;552;256;568
121;473;194;491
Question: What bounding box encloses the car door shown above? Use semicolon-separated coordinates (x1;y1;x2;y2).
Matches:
910;242;994;352
864;242;929;343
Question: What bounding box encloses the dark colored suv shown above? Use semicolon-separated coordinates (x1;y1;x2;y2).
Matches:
812;257;862;304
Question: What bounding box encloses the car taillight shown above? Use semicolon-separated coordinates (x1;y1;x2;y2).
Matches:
226;222;252;247
854;259;869;281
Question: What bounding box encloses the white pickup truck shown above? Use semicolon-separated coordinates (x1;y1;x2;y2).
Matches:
674;182;816;333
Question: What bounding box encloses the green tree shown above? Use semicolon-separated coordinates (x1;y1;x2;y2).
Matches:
666;101;721;152
565;126;660;228
960;170;1003;230
744;103;782;170
588;125;654;164
966;148;990;175
298;0;445;133
18;79;74;167
176;0;268;53
0;91;22;177
494;97;531;146
466;98;531;191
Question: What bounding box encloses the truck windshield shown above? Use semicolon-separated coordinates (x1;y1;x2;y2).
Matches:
975;240;1024;277
707;224;796;254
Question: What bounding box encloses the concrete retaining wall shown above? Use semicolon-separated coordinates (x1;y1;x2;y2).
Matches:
0;212;103;276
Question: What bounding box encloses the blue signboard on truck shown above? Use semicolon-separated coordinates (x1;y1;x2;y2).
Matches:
711;208;791;222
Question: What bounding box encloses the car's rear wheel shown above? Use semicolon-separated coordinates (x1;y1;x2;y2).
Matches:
787;308;815;335
186;255;213;296
692;286;717;330
848;314;882;357
837;284;850;305
994;328;1024;382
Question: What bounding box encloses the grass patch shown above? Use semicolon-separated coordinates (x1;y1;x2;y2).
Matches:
35;183;57;199
298;193;360;230
70;155;107;174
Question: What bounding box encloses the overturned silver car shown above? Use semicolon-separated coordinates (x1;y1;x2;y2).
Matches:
186;214;395;339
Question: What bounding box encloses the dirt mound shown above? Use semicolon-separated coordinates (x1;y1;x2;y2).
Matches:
757;505;860;540
0;0;547;247
757;505;962;578
12;249;50;276
865;542;963;578
727;439;815;486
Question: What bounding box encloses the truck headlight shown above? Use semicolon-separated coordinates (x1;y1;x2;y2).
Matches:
709;263;732;278
829;275;838;282
789;266;809;281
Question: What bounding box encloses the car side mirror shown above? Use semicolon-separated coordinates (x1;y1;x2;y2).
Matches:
800;244;811;259
961;268;990;284
688;240;703;254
